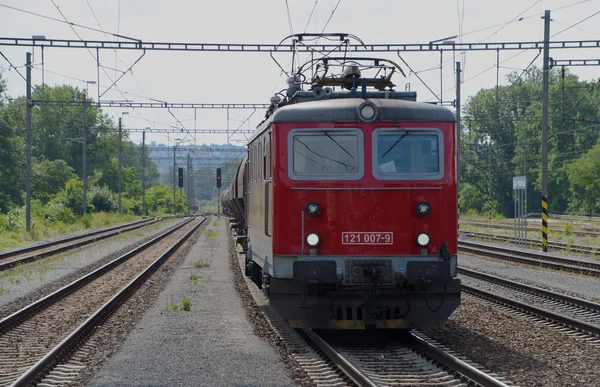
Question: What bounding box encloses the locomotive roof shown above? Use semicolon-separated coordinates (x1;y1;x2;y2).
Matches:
272;98;455;124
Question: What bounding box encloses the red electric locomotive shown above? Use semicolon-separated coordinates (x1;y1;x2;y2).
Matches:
224;34;460;329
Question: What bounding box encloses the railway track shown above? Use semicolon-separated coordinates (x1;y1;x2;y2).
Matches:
232;230;513;387
0;216;205;386
461;220;600;239
463;231;600;256
302;329;513;387
458;239;600;277
459;267;600;344
0;218;158;271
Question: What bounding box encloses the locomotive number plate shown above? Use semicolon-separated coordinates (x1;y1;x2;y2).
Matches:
342;232;393;245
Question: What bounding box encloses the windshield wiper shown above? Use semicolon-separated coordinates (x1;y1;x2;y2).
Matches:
325;132;355;160
380;131;410;159
295;137;357;172
294;149;329;172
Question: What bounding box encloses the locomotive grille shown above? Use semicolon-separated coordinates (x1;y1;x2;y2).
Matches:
344;259;393;285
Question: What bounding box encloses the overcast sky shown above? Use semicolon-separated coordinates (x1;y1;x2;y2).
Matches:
1;0;599;148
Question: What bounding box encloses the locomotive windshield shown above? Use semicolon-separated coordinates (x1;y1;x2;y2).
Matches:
373;129;444;180
289;129;364;180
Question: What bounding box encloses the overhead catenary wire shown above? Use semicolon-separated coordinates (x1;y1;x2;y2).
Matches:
304;0;319;33
551;9;600;38
285;0;295;35
0;51;43;98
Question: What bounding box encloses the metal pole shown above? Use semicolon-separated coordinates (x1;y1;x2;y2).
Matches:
187;153;191;214
173;145;177;215
488;142;492;215
25;52;32;232
142;130;146;217
541;9;551;252
456;61;461;237
524;120;527;243
96;48;100;102
82;94;88;216
118;117;122;213
440;51;443;102
495;49;500;104
514;195;517;245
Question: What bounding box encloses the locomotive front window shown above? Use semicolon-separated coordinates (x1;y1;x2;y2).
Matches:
373;129;444;180
288;129;364;180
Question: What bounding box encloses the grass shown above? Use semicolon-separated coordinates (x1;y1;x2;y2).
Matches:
182;296;191;311
0;212;141;252
205;229;219;238
190;273;200;285
194;259;210;268
164;295;192;311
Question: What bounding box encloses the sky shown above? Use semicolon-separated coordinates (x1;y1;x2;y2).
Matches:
0;0;599;148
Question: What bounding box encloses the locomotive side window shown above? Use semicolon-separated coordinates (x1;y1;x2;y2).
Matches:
288;128;364;180
372;128;444;180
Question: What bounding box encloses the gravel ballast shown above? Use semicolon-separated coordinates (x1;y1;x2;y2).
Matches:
88;217;297;387
423;296;600;386
459;252;600;302
0;218;183;316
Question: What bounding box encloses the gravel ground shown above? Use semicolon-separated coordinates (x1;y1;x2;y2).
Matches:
458;253;600;303
88;217;297;387
423;296;600;387
231;234;316;387
0;218;182;318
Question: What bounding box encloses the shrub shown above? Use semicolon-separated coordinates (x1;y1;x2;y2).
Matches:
43;202;76;224
89;185;116;212
82;214;93;228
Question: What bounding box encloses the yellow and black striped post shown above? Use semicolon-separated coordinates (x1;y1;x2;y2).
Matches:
488;200;492;220
541;195;548;252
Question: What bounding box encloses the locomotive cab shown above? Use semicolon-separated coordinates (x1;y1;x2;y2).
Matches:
231;49;461;330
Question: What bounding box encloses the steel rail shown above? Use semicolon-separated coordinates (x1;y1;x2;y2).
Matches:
0;217;193;333
408;332;511;387
461;220;600;238
301;329;377;387
465;231;600;256
459;267;600;312
462;284;600;337
0;218;154;260
10;216;206;386
458;240;600;276
0;219;159;272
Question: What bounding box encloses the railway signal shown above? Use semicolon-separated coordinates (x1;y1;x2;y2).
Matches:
178;168;184;188
216;168;222;188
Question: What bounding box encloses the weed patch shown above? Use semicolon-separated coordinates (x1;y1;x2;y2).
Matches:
182;296;191;311
190;273;200;285
164;295;191;311
194;259;210;268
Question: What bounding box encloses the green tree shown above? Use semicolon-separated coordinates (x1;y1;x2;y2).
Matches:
567;139;600;215
461;66;600;216
0;73;24;211
31;158;77;204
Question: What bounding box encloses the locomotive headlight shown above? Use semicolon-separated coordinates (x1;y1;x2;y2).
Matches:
305;202;321;218
416;232;431;247
416;202;432;217
306;232;321;248
357;101;378;123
